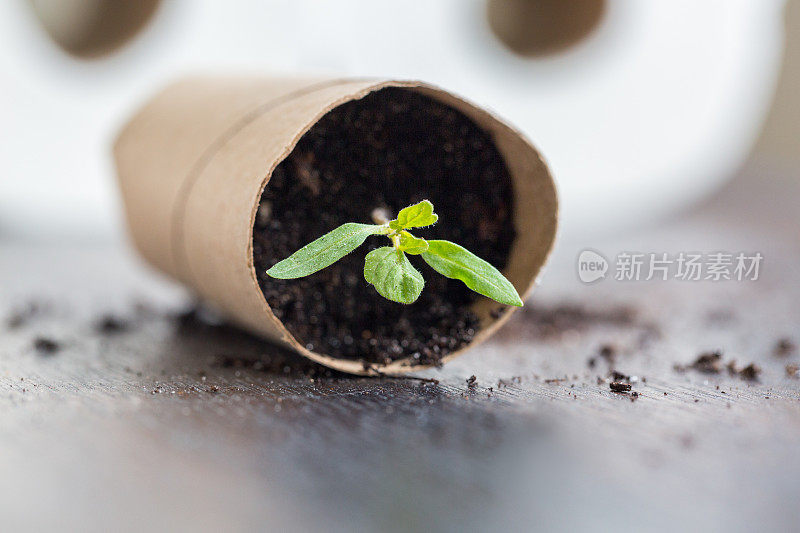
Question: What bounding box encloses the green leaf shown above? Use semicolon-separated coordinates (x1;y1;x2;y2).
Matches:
390;200;438;230
266;223;384;279
397;231;428;254
421;240;523;306
364;247;424;304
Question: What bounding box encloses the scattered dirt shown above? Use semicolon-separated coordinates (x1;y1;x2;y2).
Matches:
33;337;60;355
6;301;48;329
608;370;630;382
607;369;637;397
786;363;799;378
588;344;618;369
723;360;762;381
674;351;763;381
253;88;516;366
691;351;724;374
674;350;723;374
599;344;617;362
6;314;25;329
95;315;130;334
737;363;761;381
610;381;632;393
497;376;522;388
466;375;478;388
774;338;796;358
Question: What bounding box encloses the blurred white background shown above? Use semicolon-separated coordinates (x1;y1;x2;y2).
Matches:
0;0;790;242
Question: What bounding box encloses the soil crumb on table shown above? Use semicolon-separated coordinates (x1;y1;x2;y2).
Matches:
95;315;130;335
33;337;60;355
609;370;630;382
737;363;762;381
609;381;632;393
674;350;723;374
6;301;48;330
724;360;761;381
690;351;724;374
674;351;763;381
774;338;796;358
253;88;516;366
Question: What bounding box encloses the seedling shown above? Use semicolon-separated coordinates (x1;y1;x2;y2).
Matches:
266;200;523;306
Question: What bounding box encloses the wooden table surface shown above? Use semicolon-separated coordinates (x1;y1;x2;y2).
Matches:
1;161;798;532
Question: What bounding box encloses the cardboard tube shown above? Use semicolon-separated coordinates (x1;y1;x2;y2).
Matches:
114;77;558;375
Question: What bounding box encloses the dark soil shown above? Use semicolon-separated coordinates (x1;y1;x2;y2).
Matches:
253;88;516;366
609;381;631;393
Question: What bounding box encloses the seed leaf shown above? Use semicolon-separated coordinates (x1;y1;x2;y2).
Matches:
266;223;384;279
421;240;523;306
397;231;429;254
364;247;424;304
390;200;438;230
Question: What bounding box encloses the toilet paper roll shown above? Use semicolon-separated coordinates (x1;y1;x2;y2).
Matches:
114;76;558;375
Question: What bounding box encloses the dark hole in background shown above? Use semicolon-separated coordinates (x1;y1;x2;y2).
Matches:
487;0;606;57
29;0;161;58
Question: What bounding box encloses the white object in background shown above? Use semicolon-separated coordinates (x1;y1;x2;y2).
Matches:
0;0;786;241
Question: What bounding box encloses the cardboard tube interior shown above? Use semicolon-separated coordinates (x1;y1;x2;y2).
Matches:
114;77;558;376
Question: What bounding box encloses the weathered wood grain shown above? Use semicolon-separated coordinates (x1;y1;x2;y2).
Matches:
0;162;798;532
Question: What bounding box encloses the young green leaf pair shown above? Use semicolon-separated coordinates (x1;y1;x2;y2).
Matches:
266;200;523;307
